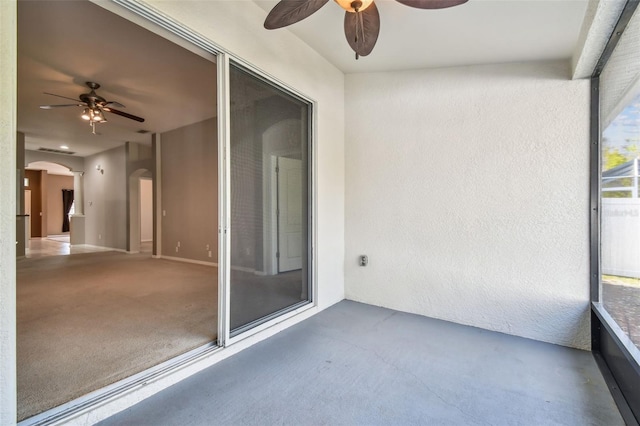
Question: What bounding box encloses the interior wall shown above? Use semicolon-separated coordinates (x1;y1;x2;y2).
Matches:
126;142;153;253
45;174;73;235
161;118;218;263
84;145;127;250
25;150;84;172
344;60;591;350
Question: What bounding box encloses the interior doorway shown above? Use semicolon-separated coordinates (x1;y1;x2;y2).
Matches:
128;169;152;254
140;177;153;253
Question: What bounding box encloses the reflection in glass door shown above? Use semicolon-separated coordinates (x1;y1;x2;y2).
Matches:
228;63;311;333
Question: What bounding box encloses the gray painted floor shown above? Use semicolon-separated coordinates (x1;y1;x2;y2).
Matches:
99;301;623;426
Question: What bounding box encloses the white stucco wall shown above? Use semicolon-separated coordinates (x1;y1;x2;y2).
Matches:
0;1;17;424
345;60;591;350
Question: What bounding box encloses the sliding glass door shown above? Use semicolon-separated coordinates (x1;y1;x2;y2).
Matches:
592;1;640;421
228;63;312;334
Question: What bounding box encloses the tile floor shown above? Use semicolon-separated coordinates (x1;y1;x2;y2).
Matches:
23;236;151;258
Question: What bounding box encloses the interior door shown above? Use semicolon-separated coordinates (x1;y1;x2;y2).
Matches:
277;157;303;272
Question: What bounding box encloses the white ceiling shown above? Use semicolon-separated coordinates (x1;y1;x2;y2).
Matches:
254;0;589;73
18;0;590;159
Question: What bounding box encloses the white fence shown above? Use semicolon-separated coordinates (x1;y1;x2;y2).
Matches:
602;198;640;278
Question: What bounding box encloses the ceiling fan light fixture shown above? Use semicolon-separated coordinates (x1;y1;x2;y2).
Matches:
81;108;91;120
334;0;373;12
93;109;106;122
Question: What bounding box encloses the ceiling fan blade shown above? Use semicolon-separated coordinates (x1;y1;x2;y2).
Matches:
43;92;84;103
344;2;380;57
394;0;468;9
103;107;145;123
103;101;126;108
264;0;329;29
39;104;83;109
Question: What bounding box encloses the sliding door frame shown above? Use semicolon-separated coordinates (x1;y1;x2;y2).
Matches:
590;1;640;424
20;1;317;424
112;0;318;349
223;59;317;345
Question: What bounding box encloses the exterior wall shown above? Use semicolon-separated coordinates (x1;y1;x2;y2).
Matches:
345;60;592;350
84;145;127;250
0;0;17;422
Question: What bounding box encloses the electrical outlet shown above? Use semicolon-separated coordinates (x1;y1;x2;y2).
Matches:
206;244;209;251
359;255;368;266
175;246;179;253
162;210;166;217
177;241;181;248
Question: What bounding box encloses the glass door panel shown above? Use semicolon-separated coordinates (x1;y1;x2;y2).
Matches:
228;63;311;334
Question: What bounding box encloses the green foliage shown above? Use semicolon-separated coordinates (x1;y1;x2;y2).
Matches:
603;146;630;170
602;141;638;198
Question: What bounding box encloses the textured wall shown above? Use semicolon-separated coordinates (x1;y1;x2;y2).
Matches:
345;61;591;350
0;1;16;423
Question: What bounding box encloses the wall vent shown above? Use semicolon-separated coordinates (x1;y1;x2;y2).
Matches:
136;130;151;134
38;147;77;155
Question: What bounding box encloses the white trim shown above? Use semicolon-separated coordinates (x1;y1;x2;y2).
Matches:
70;244;127;253
153;133;162;257
218;52;231;349
227;303;315;346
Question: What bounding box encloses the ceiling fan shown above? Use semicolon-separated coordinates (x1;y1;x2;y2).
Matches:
40;81;145;134
265;0;468;59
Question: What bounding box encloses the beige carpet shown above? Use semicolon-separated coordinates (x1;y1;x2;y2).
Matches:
17;252;217;421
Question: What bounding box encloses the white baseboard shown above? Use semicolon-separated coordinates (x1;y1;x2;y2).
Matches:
160;255;218;267
71;244;127;253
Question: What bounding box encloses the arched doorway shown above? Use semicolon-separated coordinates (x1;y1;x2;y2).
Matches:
24;161;75;244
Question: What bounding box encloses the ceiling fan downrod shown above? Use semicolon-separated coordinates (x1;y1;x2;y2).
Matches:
351;0;364;60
